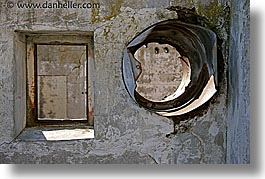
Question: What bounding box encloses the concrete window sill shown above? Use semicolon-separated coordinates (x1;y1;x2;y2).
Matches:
17;126;94;141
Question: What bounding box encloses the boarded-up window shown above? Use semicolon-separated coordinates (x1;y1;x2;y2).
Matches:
37;45;87;121
26;33;94;126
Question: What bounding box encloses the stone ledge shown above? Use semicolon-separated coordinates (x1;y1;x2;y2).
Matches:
17;126;94;141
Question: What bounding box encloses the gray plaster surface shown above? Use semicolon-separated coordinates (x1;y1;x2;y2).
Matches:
0;0;249;164
227;0;250;164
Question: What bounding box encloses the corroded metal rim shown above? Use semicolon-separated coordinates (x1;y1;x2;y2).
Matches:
122;19;218;116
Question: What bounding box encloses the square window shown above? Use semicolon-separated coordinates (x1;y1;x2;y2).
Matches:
25;33;94;127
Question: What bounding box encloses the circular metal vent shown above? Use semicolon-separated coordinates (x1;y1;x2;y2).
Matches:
122;20;218;117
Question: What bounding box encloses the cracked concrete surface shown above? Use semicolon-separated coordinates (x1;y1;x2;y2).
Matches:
0;0;249;164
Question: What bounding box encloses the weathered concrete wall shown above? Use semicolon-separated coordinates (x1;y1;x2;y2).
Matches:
227;0;250;164
135;43;182;101
0;0;249;164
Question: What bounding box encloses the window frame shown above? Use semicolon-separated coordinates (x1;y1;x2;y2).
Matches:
25;33;94;127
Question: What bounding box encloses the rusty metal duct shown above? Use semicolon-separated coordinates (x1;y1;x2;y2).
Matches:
122;20;218;117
